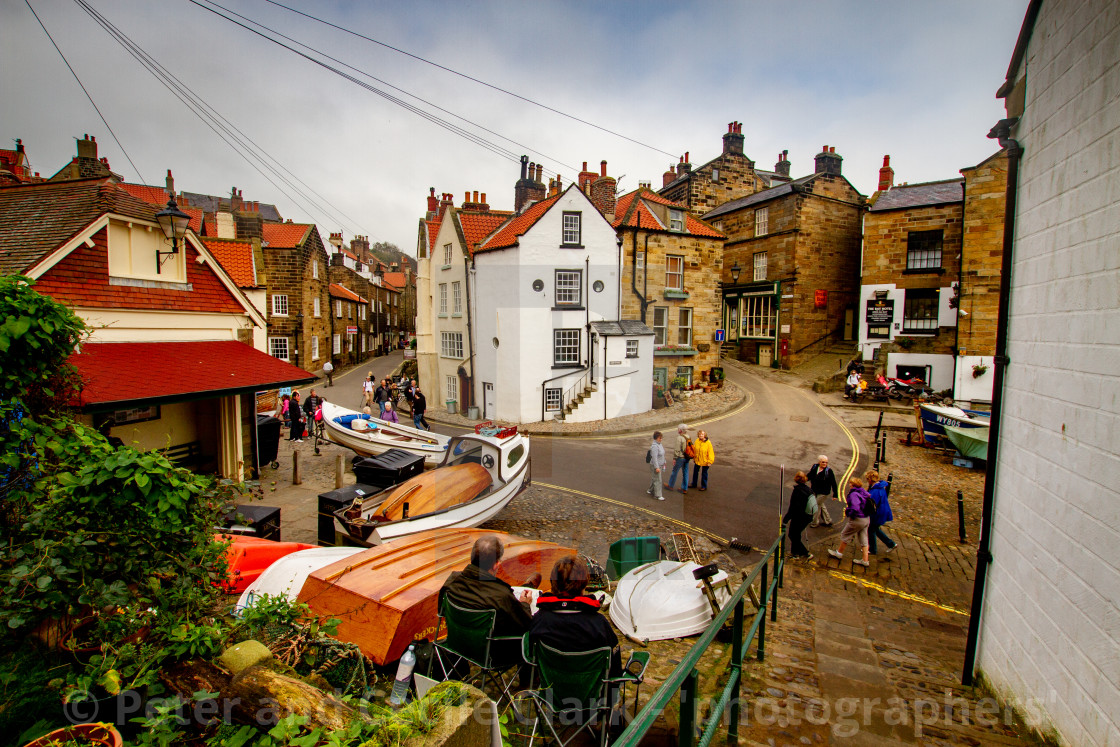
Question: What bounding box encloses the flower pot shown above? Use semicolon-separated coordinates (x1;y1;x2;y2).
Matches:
23;722;122;747
703;386;712;393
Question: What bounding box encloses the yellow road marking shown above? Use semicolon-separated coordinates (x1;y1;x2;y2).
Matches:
894;530;971;552
534;481;730;546
827;570;969;615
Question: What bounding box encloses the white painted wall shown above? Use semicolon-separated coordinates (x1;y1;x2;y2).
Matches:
952;354;995;405
976;2;1120;744
564;333;654;423
428;216;471;409
883;352;953;391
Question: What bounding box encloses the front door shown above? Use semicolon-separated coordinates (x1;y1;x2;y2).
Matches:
758;344;773;367
484;382;495;420
843;308;855;341
653;367;668;388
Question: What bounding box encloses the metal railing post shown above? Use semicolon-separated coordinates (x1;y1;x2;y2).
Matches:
679;668;699;747
771;533;781;622
728;600;745;742
757;564;768;662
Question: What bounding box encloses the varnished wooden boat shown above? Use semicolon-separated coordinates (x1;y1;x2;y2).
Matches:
298;528;575;665
321;401;450;466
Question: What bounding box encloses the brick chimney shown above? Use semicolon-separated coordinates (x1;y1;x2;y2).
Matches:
814;145;843;176
439;191;454;215
723;121;745;156
578;161;597;191
774;150;791;177
350;234;370;263
663;164;677;187
76;134;97;161
328;231;343;249
878;155;895;191
515;156;547;211
678;153;692;176
591;160;617;220
426;187;439;219
164;169;175;198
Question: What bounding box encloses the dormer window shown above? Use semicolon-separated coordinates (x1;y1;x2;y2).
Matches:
562;212;582;247
669;209;685;232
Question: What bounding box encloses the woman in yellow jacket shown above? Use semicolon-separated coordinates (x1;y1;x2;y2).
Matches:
690;430;715;491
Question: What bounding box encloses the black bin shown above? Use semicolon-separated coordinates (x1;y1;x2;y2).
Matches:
318;483;381;547
221;504;281;541
257;414;283;468
352;449;426;489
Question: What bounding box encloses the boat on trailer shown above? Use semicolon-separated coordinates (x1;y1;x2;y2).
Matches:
327;423;531;547
918;403;990;444
609;560;733;644
321;401;450;466
298;528;575;665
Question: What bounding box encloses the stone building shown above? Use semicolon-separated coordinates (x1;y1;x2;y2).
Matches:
658;122;778;215
614;186;725;389
704;146;866;369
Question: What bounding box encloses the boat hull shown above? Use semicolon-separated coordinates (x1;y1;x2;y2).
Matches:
220;535;317;594
298;528;575;664
236;547;364;609
943;423;990;460
919;403;990;442
609;560;731;643
321;401;449;465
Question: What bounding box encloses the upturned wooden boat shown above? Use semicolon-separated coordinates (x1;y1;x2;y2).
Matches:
219;535;317;594
326;424;531;546
321;401;450;466
298;528;575;665
609;560;732;644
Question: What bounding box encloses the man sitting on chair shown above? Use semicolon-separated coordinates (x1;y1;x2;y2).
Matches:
439;535;534;681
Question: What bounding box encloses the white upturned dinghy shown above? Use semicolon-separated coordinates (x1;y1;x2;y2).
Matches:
236;546;364;610
609;560;732;643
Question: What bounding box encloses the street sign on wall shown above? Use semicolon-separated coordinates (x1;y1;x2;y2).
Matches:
714;329;725;342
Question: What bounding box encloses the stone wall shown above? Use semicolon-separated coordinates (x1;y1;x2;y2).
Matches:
958;151;1007;357
256;229;331;372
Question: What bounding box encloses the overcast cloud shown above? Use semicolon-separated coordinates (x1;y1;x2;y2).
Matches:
2;0;1027;254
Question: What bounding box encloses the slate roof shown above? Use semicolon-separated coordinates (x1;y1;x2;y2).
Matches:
0;178;163;275
476;193;563;252
261;222;311;248
458;210;514;255
869;179;964;212
179;191;283;222
702;174;817;220
613;188;724;239
590;320;654;336
201;237;258;288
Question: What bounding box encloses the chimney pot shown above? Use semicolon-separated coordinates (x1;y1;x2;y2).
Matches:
600;160;607;177
464;191;470;204
685;152;689;163
583;161;588;171
481;192;486;205
473;190;479;203
883;155;890;167
830;146;835;153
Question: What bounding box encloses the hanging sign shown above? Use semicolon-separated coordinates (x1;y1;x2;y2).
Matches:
865;299;894;324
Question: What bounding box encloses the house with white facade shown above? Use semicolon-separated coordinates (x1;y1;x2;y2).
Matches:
472;184;652;423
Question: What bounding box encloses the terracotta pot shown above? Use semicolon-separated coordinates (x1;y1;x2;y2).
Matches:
22;722;122;747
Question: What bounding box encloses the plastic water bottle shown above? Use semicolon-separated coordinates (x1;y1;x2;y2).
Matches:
389;644;416;706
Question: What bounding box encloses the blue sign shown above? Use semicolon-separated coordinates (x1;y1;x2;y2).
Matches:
278;387;292;397
714;329;725;342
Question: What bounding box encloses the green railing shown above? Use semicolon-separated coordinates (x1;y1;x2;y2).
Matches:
612;529;786;746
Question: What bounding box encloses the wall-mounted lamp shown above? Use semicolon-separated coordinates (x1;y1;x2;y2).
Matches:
154;197;190;274
730;262;742;284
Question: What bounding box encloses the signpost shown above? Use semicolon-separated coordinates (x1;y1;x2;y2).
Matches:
714;329;725;342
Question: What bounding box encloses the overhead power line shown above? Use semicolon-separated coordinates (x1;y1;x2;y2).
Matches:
265;0;679;159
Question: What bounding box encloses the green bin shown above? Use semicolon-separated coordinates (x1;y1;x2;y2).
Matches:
606;536;663;580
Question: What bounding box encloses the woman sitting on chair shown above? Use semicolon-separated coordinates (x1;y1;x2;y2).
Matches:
529;557;620;675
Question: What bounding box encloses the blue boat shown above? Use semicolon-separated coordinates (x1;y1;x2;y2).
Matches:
919;403;990;444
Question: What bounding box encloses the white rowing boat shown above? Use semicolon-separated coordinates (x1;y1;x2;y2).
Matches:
608;560;732;643
321;401;450;466
235;546;363;610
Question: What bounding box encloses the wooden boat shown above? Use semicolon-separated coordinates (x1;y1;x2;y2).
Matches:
609;560;732;644
219;534;316;594
326;423;531;546
298;528;575;665
919;403;990;444
321;401;450;466
236;546;363;610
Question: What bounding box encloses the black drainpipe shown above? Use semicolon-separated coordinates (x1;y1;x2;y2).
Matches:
961;122;1020;687
463;255;476;410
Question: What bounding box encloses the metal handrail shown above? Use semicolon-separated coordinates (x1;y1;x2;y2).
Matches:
539;367;591;421
612;529;786;746
560;370;591;413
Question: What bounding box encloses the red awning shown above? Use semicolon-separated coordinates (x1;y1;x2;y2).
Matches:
70;340;316;410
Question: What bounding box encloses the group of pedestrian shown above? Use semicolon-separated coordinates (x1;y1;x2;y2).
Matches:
277;388;325;443
646;424;716;500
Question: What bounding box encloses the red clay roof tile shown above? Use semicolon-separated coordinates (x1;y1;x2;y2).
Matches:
262;222;311;248
201;237;257;288
477;194;562;252
329;283;362;302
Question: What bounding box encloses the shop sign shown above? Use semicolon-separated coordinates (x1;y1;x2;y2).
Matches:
865;299;894;324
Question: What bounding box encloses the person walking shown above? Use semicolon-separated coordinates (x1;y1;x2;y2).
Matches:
412;386;430;430
382;400;400;424
781;471;815;560
646;431;666;500
828;477;873;566
288;391;304;442
807;455;838;527
374;378;390;415
362;374;374;407
690;430;714;491
323;359;334;387
667;424;692;494
866;469;898;554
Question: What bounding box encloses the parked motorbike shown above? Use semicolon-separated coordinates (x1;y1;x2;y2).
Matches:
885;375;931;400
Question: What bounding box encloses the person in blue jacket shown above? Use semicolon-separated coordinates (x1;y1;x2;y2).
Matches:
866;469;898;554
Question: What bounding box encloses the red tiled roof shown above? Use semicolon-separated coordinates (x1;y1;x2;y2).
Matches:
459;210;514;255
118;183;204;232
262;222;311;248
202;217;217;236
425;218;441;251
329;283;362;302
613;187;724;239
381;271;410;290
477;194;563;252
202;237;257;288
70;340;314;409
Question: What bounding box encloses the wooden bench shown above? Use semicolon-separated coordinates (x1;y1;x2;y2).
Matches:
165;441;204;469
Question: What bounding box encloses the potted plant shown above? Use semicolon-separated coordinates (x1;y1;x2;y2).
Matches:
972;363;989;378
22;723;122;747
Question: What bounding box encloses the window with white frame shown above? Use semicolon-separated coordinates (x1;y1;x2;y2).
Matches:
626;339;639;358
555;270;582;306
443;243;453;266
669;209;685;232
755;207;769;237
636;251;645;271
711;168;720;183
439;283;448;314
545;388;561;412
333;334;341;355
906;230;943;270
312;259;318;279
271;294;288;317
677;366;693;387
554;329;580;365
335;300;342;318
441;331;463;358
313;297;320;317
452;281;462;313
358;304;365;320
562;212;581;246
678;308;693;346
311;335;319;361
903;289;939;332
665;256;684;291
753;251;767;282
269;336;290;361
741;295;776;338
446;375;458;402
653;307;668;346
347;302;352;319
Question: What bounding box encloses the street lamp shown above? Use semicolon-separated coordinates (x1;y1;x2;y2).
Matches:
730;262;742;284
154;197;190;274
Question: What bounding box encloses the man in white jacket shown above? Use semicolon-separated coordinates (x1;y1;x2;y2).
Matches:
647;431;666;500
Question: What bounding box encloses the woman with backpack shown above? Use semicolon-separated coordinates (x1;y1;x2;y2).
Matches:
781;471;815;560
827;477;873;566
866;469;898;554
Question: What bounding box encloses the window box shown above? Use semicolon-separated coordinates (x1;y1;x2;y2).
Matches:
663;289;690;300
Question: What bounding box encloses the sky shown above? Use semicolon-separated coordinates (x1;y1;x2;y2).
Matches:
2;0;1028;255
